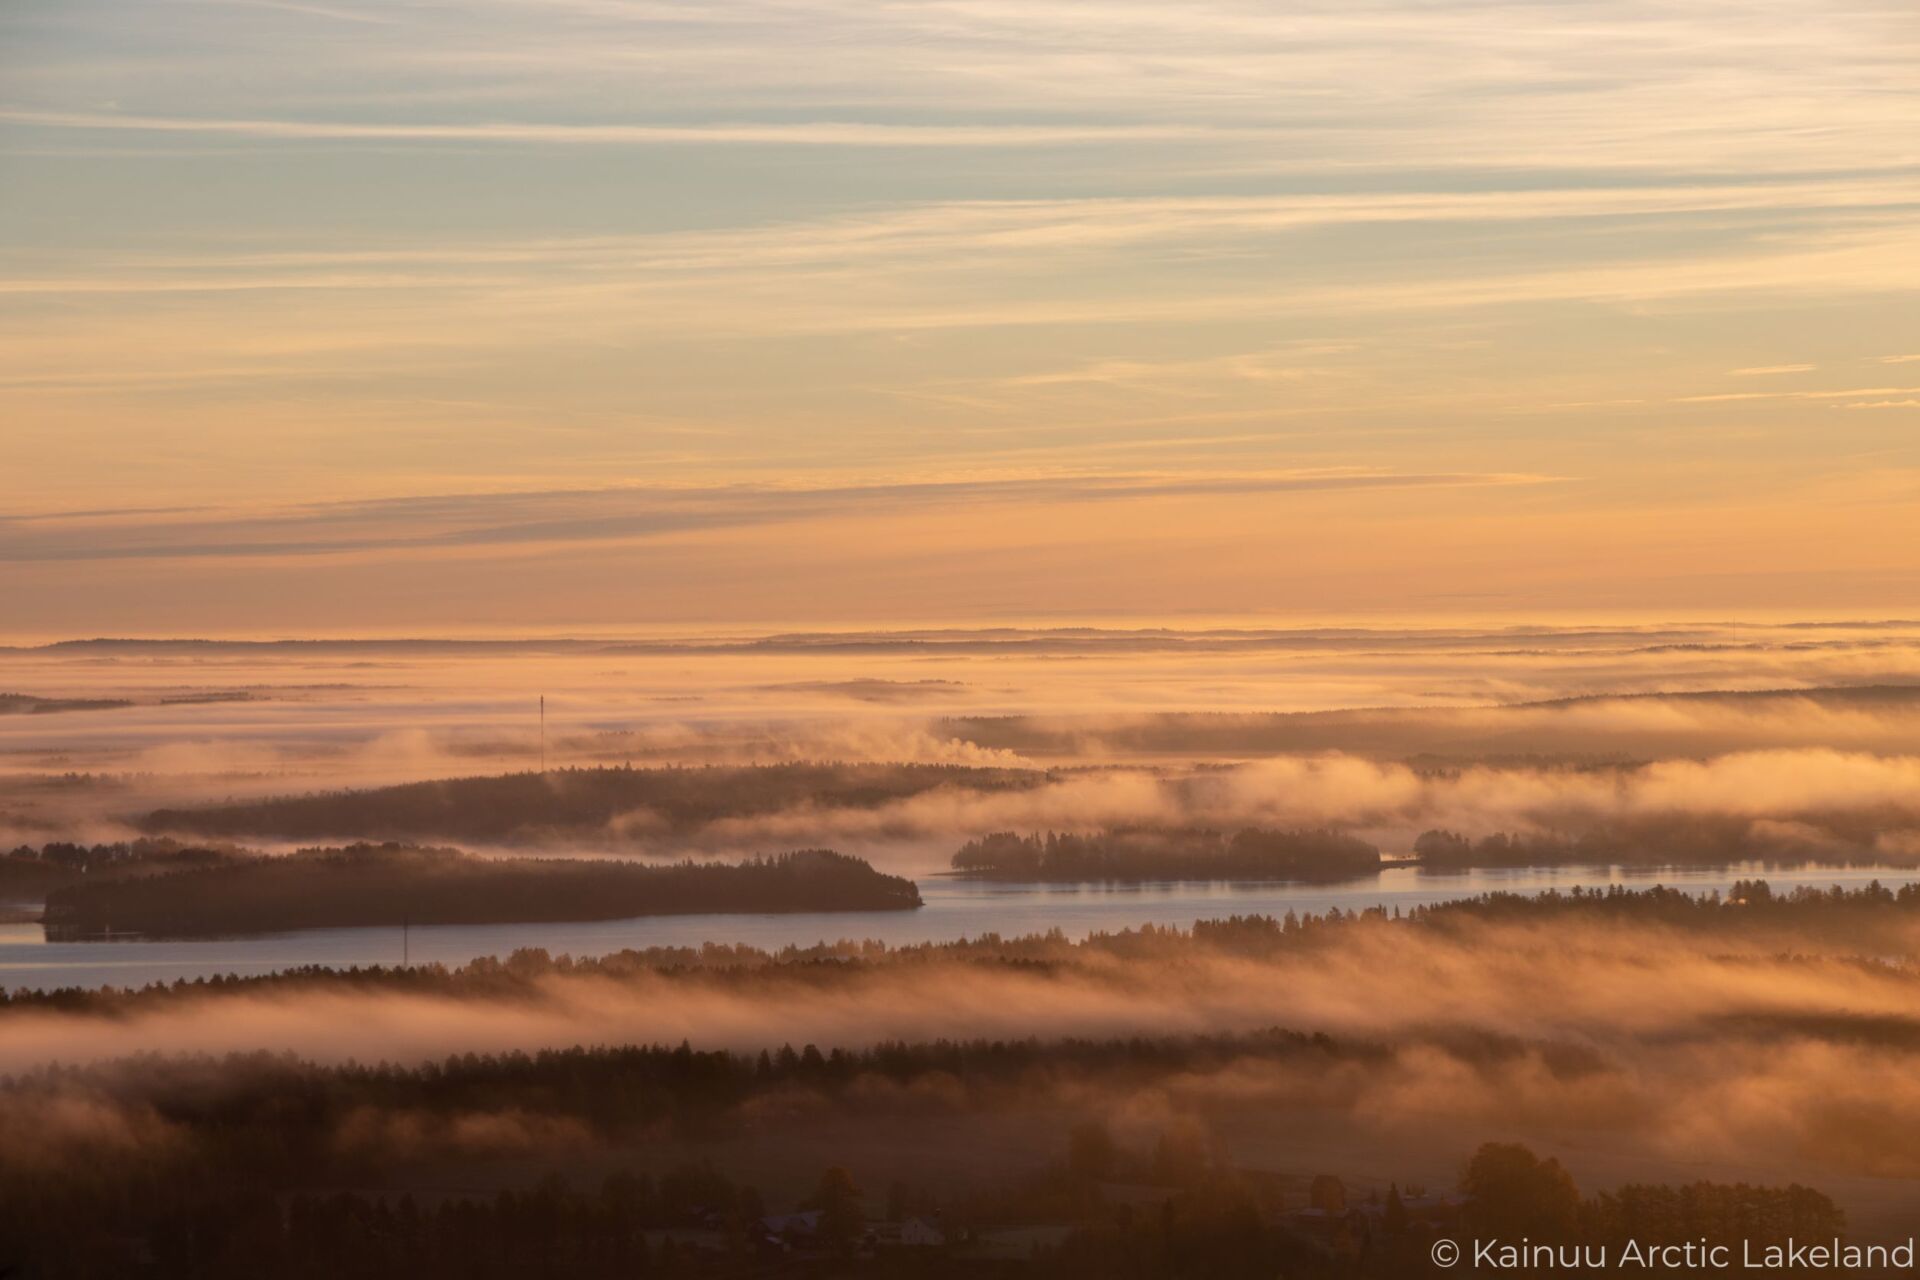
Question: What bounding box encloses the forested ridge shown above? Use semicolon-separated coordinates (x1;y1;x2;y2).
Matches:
140;762;1049;842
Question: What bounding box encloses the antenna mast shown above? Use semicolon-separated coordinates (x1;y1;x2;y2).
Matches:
540;695;546;773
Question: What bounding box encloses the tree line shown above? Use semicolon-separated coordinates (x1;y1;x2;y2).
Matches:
0;837;239;900
1412;813;1905;870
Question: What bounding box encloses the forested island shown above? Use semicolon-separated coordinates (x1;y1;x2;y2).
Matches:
1409;815;1908;870
41;844;921;939
141;762;1048;844
950;827;1381;882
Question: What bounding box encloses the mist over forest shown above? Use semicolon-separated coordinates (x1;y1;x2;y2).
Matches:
7;624;1920;1274
10;885;1920;1274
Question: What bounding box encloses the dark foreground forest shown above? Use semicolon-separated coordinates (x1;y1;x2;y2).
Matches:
0;1028;1854;1280
41;845;921;939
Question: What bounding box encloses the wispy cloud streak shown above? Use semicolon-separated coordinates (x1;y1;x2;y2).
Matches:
0;471;1555;563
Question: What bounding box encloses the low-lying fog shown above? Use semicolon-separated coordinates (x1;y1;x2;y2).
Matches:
10;623;1920;1238
7;622;1920;869
11;915;1920;1184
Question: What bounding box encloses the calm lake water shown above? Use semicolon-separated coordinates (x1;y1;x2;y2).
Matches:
3;861;1915;992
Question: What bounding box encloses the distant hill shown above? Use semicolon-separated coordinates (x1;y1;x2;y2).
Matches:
940;683;1920;758
1514;683;1920;710
0;692;135;715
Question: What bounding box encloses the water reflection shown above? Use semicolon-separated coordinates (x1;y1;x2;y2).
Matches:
2;861;1915;992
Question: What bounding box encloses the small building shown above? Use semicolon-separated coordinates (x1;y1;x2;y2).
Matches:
759;1210;824;1249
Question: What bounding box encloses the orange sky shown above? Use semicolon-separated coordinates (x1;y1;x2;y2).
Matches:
4;0;1918;633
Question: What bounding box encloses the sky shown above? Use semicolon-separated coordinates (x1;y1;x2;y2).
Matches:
4;0;1920;635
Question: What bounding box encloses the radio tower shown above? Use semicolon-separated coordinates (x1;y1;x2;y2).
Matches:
540;695;546;774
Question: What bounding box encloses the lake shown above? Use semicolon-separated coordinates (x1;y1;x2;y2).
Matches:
3;861;1915;992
